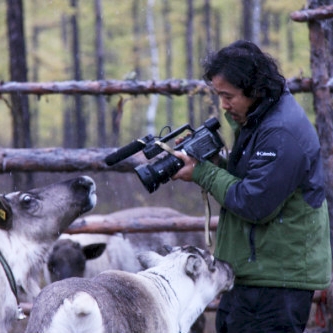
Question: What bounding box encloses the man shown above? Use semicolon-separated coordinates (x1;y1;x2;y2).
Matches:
172;40;332;332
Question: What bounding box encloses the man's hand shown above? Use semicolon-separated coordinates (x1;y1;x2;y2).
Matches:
171;150;198;182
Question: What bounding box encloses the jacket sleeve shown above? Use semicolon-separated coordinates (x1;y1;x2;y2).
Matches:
193;127;309;223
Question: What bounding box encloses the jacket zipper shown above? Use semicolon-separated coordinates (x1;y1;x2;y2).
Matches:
248;210;284;262
248;225;256;262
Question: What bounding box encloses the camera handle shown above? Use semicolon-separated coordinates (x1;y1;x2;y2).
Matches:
155;141;213;247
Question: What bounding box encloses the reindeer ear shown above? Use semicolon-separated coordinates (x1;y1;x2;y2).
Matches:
163;244;173;253
137;251;163;269
185;255;202;280
82;243;107;260
0;196;12;230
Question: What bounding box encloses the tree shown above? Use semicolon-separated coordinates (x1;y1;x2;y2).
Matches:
6;0;31;149
163;0;174;127
70;0;86;148
6;0;33;190
242;0;253;40
291;0;333;255
241;0;262;44
146;0;159;135
95;0;107;147
186;0;195;126
307;0;333;255
252;0;262;46
59;14;74;149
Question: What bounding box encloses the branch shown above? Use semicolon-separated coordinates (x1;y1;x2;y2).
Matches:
0;147;149;173
287;77;313;93
0;77;321;96
290;4;333;22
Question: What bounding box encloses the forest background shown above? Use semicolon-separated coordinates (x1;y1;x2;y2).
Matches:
0;0;312;217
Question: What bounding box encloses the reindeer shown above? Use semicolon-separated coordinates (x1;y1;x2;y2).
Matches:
0;176;97;333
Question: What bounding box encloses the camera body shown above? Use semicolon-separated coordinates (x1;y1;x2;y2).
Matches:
105;117;224;193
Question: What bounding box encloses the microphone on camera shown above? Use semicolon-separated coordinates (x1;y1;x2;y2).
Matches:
105;141;145;166
105;135;154;166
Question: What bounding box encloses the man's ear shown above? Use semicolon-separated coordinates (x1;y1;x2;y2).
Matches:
0;196;12;230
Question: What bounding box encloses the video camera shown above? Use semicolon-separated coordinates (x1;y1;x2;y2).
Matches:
105;117;224;193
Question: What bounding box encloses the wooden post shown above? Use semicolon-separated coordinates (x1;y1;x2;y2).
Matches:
291;1;333;255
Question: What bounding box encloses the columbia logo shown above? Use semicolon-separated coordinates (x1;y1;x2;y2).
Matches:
255;149;277;161
256;151;277;157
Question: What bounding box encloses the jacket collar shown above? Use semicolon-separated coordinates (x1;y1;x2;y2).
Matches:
224;88;289;132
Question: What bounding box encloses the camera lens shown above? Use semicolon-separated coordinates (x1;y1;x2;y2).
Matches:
135;154;184;193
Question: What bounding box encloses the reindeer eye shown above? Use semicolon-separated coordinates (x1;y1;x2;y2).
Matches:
22;195;32;203
19;194;38;210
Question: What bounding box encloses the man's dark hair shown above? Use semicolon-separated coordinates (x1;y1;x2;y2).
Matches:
202;40;286;101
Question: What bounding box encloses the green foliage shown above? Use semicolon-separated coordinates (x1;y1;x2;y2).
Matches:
0;0;311;148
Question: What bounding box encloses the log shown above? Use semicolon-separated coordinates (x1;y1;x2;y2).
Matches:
65;214;219;234
0;79;211;96
64;207;219;234
0;147;149;173
290;5;333;22
0;77;325;96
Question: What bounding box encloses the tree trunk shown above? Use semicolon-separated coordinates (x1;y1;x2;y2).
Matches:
110;97;125;147
6;0;31;149
242;0;253;40
204;0;212;52
202;0;220;121
186;0;195;126
60;14;73;148
132;0;142;79
162;0;173;126
286;17;294;62
31;24;40;147
6;0;32;190
261;9;270;46
214;11;222;49
252;0;261;46
146;0;159;135
307;0;333;255
94;0;107;147
70;0;86;148
129;0;145;139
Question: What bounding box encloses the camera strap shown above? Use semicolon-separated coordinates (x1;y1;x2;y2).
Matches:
155;141;213;247
155;141;176;156
201;190;212;247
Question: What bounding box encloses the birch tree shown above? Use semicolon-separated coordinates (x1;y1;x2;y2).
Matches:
252;0;261;46
163;0;173;126
146;0;159;135
186;0;195;126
